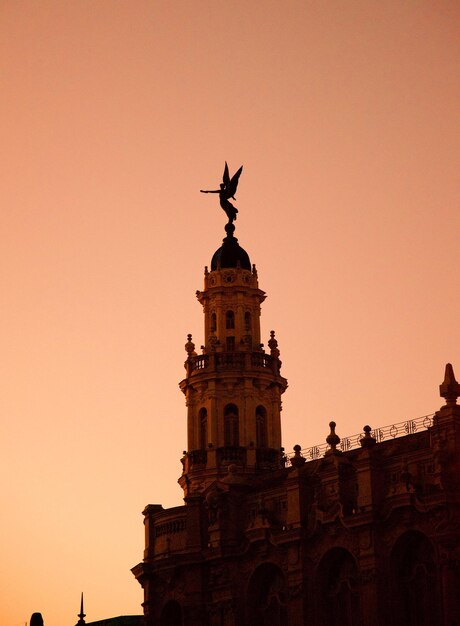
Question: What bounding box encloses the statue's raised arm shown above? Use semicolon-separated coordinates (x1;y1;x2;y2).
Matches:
200;162;243;224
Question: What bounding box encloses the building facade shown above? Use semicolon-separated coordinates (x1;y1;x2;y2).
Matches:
132;221;460;626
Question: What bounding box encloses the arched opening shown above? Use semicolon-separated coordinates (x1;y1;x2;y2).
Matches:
390;531;440;626
224;404;239;447
199;407;207;449
247;562;288;626
316;548;361;626
210;312;217;332
244;311;252;332
256;405;268;447
226;310;235;329
160;600;182;626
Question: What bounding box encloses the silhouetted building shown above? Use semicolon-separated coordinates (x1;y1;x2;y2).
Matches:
132;223;460;626
86;618;143;626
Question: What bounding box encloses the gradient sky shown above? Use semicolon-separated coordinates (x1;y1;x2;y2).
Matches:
1;2;459;625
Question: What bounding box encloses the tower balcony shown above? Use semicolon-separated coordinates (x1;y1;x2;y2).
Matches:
185;350;279;375
182;445;284;476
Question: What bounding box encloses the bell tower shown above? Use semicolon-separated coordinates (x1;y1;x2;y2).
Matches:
179;222;288;495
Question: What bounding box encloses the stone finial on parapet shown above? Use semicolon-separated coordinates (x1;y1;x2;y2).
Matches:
268;330;280;358
360;425;376;448
325;421;341;455
440;363;460;407
185;334;197;357
290;444;306;468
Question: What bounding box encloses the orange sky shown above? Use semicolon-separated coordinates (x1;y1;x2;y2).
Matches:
1;2;459;625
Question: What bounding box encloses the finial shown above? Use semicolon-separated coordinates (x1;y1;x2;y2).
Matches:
252;264;258;278
30;614;44;626
360;425;376;448
439;363;460;406
326;421;341;453
290;444;306;468
76;593;86;626
268;330;280;358
185;334;197;357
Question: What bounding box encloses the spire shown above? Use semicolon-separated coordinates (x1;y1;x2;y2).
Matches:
76;593;86;626
439;363;460;406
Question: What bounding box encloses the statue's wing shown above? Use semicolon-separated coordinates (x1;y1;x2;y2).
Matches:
227;165;243;198
223;162;230;186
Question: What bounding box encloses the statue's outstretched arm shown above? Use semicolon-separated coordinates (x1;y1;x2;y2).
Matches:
200;189;220;193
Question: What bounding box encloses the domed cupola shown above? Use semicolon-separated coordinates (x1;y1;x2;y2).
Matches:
211;223;251;271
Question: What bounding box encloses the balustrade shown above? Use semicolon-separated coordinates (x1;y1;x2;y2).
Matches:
188;449;207;468
187;351;275;373
217;446;247;465
152;509;188;556
286;414;434;462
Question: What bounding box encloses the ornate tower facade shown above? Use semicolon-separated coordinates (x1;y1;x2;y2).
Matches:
179;222;287;495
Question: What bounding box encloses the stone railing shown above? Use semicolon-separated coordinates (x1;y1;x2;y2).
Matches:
217;446;247;465
286;413;435;461
188;449;207;469
216;352;245;368
153;507;187;556
187;351;276;373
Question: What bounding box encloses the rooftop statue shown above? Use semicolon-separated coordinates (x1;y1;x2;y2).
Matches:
200;162;243;224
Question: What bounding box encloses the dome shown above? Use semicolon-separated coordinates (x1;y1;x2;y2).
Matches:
211;225;251;271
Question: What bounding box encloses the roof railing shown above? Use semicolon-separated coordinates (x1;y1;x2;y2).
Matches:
286;413;435;461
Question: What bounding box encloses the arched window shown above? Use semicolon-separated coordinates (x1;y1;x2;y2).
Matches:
226;310;235;329
199;408;207;449
256;405;268;447
390;531;440;626
247;563;288;626
224;404;239;447
210;312;217;332
244;311;252;332
316;548;360;626
160;600;182;626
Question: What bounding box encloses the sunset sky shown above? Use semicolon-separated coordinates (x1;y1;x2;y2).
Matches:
1;2;459;625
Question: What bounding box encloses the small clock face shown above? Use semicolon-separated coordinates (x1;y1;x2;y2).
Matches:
222;271;235;283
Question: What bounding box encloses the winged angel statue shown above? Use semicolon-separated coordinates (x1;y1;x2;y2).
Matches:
200;162;243;223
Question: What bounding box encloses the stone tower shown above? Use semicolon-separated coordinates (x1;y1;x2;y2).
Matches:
179;221;287;495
